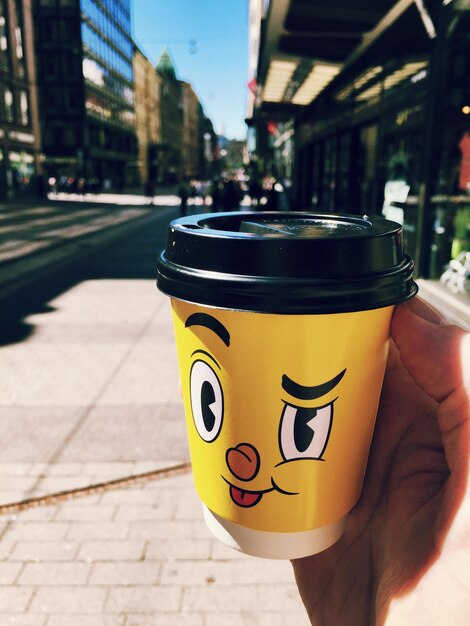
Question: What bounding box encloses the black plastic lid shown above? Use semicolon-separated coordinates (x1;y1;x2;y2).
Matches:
156;212;418;314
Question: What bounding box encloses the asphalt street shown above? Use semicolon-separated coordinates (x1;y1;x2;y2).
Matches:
1;205;175;346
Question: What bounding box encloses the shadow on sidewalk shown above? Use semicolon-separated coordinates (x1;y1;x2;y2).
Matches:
0;206;179;346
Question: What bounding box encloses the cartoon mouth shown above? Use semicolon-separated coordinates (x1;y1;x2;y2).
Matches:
229;485;264;508
223;476;298;508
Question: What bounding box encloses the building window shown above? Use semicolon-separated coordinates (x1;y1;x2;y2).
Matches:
44;128;55;146
19;90;29;125
43;54;58;78
0;14;7;51
65;87;80;108
63;128;75;146
4;88;14;122
15;26;23;60
44;86;62;109
0;0;8;72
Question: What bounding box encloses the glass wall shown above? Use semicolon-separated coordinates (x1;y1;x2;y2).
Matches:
80;0;134;128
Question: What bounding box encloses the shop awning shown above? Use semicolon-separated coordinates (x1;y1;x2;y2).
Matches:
256;0;431;111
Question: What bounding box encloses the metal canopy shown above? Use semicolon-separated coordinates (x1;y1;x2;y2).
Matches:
256;0;425;111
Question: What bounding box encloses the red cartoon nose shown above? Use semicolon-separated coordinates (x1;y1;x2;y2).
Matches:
226;443;260;481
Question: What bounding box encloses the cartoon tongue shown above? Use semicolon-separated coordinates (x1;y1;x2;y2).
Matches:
230;485;262;507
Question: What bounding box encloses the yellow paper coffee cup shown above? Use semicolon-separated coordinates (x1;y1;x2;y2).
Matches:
157;212;418;558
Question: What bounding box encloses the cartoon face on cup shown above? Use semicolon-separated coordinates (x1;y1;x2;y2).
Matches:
172;299;394;534
157;212;418;556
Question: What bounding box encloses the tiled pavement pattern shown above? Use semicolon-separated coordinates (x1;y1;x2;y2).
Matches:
0;463;310;625
0;240;309;624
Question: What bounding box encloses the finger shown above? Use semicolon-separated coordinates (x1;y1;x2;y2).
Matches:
391;301;469;404
402;295;449;326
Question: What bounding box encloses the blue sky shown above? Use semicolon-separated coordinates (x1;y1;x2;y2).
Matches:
132;0;249;140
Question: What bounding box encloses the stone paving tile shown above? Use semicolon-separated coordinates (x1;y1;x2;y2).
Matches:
0;538;18;560
0;561;23;584
0;616;46;626
129;519;209;540
105;585;181;612
57;404;189;462
0;587;35;611
39;463;84;475
114;501;175;522
17;562;91;585
89;561;161;585
47;617;124;626
205;614;312;626
30;586;108;613
54;504;117;522
145;538;212;561
95;345;180;405
0;406;84;461
4;521;70;541
0;476;39;492
161;558;296;586
66;521;130;541
126;615;203;626
8;541;79;562
0;491;31;506
173;484;203;519
182;583;305;613
100;488;167;505
0;343;129;406
0;463;33;476
26;320;150;344
34;278;160;325
76;540;145;563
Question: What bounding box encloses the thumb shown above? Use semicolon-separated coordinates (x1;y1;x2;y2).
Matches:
392;300;469;483
391;299;469;404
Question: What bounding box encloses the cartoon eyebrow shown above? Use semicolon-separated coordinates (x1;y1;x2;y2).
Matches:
185;313;230;347
282;368;346;401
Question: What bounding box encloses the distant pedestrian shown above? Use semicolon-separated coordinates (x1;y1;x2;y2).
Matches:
179;180;189;217
264;179;284;211
210;179;222;212
222;178;242;212
76;177;86;195
146;179;155;205
248;178;263;206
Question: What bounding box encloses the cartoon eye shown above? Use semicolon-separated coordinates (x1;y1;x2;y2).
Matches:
279;402;333;460
190;360;224;442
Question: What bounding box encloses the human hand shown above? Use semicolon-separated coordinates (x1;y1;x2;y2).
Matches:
292;297;469;626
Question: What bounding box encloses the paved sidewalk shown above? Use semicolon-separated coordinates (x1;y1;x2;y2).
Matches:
0;196;467;624
0;206;310;625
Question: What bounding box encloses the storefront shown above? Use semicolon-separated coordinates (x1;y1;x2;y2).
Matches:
252;0;469;280
0;130;38;200
294;28;469;279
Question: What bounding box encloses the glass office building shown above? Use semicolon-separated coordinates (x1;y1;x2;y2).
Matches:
34;0;137;190
81;0;134;130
